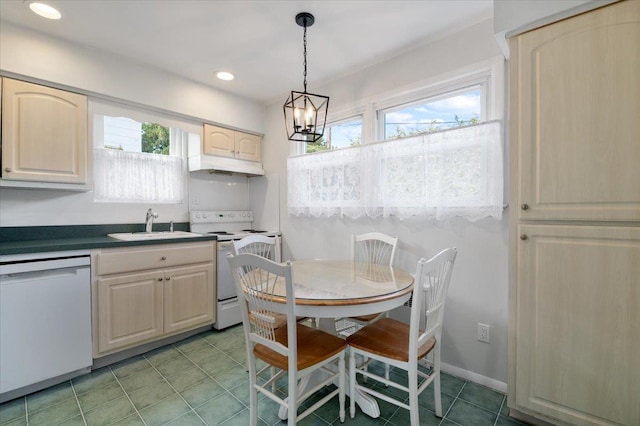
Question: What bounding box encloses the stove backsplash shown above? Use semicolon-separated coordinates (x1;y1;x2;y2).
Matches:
189;172;248;211
189;171;280;232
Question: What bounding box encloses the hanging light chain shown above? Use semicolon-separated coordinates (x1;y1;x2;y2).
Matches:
302;19;308;93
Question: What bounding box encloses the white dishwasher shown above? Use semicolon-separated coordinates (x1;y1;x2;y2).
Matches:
0;250;92;401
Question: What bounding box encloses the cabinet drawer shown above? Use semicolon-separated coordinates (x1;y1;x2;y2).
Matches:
95;242;214;276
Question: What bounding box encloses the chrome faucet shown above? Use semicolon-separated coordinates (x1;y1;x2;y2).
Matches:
145;208;158;233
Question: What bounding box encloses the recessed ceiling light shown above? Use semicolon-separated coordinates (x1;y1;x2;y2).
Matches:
216;71;235;81
29;2;61;20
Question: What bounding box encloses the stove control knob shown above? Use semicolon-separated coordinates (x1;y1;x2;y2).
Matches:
202;213;207;219
195;213;200;219
230;213;235;218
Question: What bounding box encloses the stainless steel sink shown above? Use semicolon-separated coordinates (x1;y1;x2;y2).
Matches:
107;231;202;241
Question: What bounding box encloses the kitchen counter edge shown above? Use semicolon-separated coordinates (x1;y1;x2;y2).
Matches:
0;224;217;256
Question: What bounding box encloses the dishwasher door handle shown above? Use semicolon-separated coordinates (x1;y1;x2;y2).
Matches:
1;266;88;283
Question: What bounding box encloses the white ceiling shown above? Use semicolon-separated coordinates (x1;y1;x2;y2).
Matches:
0;0;493;105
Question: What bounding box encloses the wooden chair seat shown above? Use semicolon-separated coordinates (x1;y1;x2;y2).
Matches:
347;317;436;362
255;323;347;371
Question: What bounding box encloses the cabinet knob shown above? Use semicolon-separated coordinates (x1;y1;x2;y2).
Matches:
158;277;163;281
4;168;11;173
161;256;167;260
166;276;171;281
521;203;529;211
520;234;528;240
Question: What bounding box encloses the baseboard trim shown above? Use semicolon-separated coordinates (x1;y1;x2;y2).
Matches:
440;362;508;394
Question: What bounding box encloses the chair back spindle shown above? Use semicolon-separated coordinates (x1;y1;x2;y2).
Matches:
352;232;398;267
232;234;282;262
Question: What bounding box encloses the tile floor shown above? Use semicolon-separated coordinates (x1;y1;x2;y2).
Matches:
0;325;527;426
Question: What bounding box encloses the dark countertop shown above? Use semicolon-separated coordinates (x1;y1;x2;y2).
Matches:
0;223;217;256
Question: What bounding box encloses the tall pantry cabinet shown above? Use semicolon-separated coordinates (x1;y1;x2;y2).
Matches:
508;2;639;426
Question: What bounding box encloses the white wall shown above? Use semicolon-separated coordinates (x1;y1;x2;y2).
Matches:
0;22;265;132
0;22;266;226
262;18;509;387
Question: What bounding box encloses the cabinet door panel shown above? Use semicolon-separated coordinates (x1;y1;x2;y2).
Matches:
515;225;640;426
97;271;164;353
234;132;261;162
512;0;640;221
203;124;234;158
2;78;87;184
164;264;214;334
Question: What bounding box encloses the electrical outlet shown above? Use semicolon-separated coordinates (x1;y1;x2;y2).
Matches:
478;323;490;343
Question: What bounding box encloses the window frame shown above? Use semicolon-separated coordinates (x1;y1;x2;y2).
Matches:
293;56;504;154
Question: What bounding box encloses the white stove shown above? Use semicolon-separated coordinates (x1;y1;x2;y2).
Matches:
190;210;281;330
190;210;280;241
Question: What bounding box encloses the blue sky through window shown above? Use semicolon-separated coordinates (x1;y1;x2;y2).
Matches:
384;88;481;139
326;117;362;149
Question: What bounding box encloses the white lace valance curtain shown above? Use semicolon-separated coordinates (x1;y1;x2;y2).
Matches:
288;120;503;221
94;149;183;203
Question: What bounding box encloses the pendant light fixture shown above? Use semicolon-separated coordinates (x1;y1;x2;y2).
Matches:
283;12;329;143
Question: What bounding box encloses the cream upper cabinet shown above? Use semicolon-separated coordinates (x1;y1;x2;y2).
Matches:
203;124;261;162
1;78;88;185
511;0;640;222
203;124;235;158
508;2;640;426
234;131;261;162
91;241;216;357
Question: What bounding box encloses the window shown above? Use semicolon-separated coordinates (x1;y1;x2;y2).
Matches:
305;116;363;154
380;86;483;140
101;116;171;154
288;58;505;221
91;100;196;204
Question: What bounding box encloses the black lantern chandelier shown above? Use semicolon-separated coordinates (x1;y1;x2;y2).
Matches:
283;12;329;143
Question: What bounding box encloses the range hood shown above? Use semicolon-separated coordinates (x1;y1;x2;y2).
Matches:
188;154;264;176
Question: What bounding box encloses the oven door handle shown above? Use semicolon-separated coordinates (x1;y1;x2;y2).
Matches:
218;241;234;249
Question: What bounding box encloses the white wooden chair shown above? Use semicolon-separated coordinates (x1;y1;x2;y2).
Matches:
348;232;398;326
233;234;307;386
346;247;457;425
232;234;281;262
228;253;347;425
339;232;399;379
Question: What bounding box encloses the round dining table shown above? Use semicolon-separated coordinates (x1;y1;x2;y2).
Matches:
273;259;415;419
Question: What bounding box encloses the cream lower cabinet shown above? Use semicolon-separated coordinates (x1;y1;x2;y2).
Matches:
514;225;640;426
92;242;215;357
